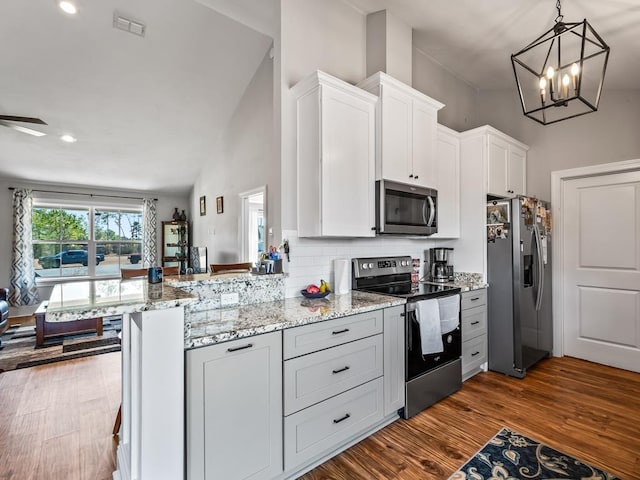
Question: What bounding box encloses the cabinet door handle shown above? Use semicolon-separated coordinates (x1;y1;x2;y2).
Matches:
470;297;480;301
333;413;351;424
227;343;253;352
471;351;480;357
470;321;480;326
409;174;414;178
414;175;419;180
332;366;350;374
332;328;349;335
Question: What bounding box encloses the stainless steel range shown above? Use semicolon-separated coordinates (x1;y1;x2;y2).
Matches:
352;255;462;418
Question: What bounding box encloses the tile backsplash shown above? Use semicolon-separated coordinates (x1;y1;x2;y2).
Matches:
281;230;439;298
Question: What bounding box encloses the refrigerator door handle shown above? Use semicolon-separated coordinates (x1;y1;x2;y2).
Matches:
534;224;544;311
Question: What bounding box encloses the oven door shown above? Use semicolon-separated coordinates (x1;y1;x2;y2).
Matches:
376;180;437;235
405;299;461;382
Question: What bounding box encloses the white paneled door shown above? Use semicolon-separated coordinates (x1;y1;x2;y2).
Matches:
562;170;640;372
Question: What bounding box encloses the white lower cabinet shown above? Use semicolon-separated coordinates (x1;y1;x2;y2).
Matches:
461;289;488;380
284;335;383;416
383;305;405;416
186;331;283;480
187;307;405;480
284;377;384;470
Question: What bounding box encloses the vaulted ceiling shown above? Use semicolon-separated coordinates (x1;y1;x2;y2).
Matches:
0;0;272;195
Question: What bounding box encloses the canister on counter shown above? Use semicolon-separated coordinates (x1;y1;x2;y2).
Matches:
148;266;163;284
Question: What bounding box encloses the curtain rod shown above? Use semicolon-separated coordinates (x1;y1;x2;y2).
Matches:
8;187;158;202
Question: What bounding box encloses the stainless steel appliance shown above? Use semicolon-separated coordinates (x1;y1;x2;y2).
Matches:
352;256;461;418
428;247;454;282
487;196;552;378
375;180;437;236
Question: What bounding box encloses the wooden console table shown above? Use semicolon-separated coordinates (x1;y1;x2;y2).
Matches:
34;301;103;347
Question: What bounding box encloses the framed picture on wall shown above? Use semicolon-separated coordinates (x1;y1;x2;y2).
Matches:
216;196;224;214
199;196;206;216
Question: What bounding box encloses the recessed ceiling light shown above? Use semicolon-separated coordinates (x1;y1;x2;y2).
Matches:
60;134;77;143
59;1;77;15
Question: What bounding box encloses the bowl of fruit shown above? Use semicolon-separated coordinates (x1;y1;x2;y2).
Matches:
300;280;331;299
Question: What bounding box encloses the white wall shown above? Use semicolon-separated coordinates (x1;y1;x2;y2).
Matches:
0;176;188;297
412;47;479;132
476;89;640;200
190;49;277;263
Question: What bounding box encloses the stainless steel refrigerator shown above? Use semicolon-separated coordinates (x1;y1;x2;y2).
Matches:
487;196;552;378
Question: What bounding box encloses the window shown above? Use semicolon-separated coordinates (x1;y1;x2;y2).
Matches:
33;204;143;279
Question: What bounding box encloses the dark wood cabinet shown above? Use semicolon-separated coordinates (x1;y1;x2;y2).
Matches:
162;220;189;273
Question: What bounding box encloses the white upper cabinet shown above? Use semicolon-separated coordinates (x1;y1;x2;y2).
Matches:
292;71;378;237
487;130;528;197
431;124;460;238
358;72;444;189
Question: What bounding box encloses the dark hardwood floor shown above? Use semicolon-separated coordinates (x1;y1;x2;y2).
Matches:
302;357;640;480
0;354;638;479
0;352;120;480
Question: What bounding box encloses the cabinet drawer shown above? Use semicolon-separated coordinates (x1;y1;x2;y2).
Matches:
284;377;383;471
283;310;383;359
461;289;486;310
462;305;487;342
462;334;487;373
284;335;383;415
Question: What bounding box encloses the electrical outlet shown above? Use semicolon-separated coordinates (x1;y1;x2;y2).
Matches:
220;292;239;306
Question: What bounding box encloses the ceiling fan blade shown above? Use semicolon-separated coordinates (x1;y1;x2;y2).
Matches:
0;120;46;137
0;115;47;125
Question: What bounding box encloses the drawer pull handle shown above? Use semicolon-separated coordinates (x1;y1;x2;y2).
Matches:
332;366;350;374
227;343;253;352
332;328;350;335
333;413;351;424
470;321;480;326
470;297;480;301
471;351;480;357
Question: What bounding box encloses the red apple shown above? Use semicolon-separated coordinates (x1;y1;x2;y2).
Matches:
306;284;320;293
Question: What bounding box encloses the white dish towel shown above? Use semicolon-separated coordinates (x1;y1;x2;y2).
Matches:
416;299;443;355
438;294;461;334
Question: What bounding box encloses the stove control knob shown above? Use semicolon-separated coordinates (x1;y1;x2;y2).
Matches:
402;260;408;266
361;263;368;270
368;263;374;269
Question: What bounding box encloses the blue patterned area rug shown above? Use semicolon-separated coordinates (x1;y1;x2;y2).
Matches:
450;427;621;480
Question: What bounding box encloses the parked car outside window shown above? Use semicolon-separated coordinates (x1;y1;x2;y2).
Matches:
39;250;103;268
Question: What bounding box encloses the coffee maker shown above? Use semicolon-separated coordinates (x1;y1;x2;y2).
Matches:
428;247;454;283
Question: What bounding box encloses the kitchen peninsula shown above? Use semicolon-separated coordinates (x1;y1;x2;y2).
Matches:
45;278;198;480
44;274;407;480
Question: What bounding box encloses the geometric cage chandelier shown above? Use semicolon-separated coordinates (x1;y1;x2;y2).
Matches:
511;0;610;125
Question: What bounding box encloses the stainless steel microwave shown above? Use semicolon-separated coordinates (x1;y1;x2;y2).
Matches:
375;180;437;235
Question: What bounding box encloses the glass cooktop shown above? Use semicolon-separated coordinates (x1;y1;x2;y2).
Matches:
360;282;460;301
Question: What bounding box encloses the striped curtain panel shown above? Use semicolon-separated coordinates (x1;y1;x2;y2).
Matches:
10;189;39;306
142;198;158;267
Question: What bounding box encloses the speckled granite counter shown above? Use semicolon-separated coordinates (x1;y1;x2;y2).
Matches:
165;272;285;311
185;291;405;349
44;279;198;322
421;272;487;292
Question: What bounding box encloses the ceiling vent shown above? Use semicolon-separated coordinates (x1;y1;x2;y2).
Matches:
113;12;146;37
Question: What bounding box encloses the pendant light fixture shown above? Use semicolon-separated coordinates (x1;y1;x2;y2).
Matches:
511;0;610;125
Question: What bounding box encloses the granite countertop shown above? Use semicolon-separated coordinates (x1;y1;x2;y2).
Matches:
45;279;198;322
421;279;488;292
165;271;285;287
185;290;406;349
